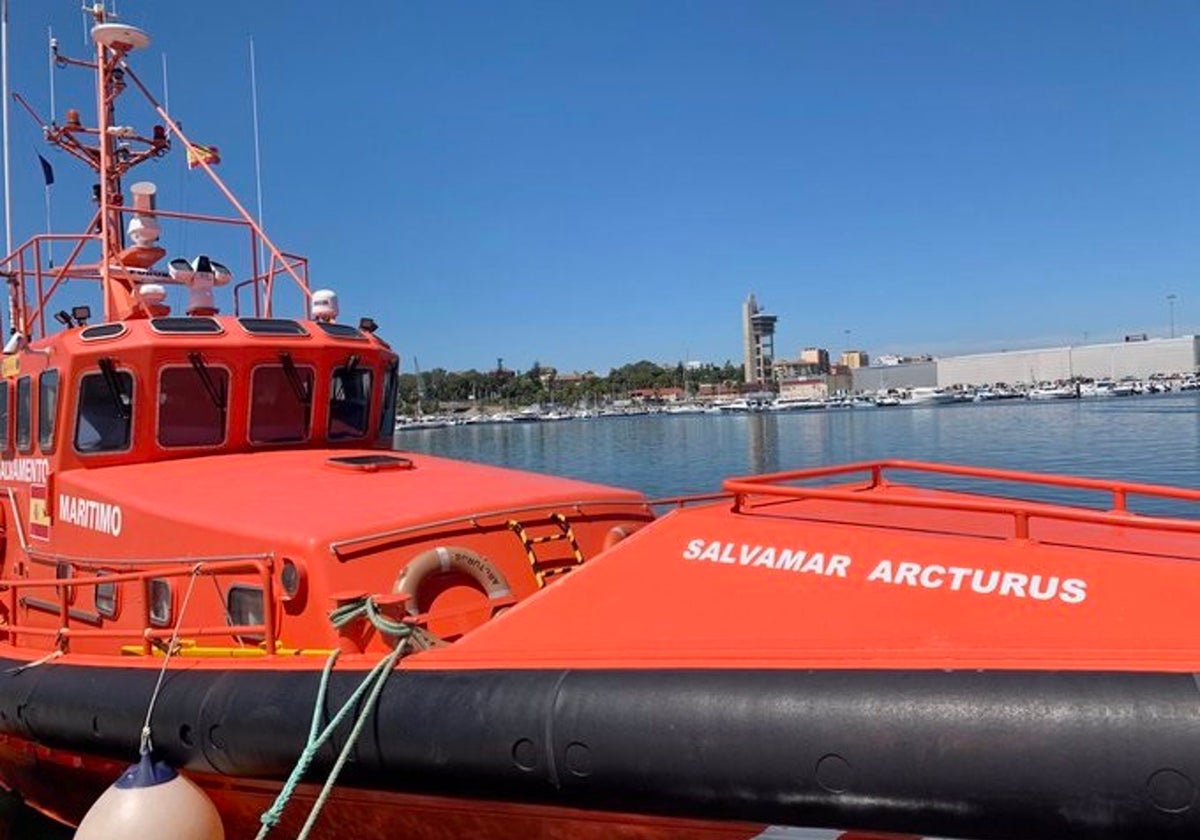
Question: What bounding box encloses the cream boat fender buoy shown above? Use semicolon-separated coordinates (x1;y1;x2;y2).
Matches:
74;752;224;840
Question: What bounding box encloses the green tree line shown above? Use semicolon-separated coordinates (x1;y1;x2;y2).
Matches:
398;360;744;412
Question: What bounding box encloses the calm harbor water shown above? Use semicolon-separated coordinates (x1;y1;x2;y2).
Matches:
394;392;1200;517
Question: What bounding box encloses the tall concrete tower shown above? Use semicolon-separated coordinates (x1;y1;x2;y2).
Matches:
742;293;778;388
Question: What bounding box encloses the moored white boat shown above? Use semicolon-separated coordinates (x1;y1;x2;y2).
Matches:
771;397;825;411
1028;383;1079;400
897;386;957;406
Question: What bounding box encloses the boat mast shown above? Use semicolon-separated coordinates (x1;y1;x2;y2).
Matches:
1;0;13;339
92;4;123;321
2;0;12;258
8;7;311;333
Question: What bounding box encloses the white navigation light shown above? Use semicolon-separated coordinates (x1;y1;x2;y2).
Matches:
130;182;157;214
312;289;339;323
126;182;160;247
168;255;233;316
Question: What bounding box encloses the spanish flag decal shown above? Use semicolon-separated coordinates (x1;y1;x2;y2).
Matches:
29;484;50;541
186;143;221;169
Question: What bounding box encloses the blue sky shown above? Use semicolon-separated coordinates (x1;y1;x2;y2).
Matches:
3;1;1199;373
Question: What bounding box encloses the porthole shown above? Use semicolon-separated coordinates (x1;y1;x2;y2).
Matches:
148;578;172;627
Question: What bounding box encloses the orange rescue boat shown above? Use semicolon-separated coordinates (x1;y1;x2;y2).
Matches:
0;9;1194;840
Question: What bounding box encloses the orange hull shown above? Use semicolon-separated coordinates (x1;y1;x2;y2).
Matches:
0;734;925;840
0;734;750;840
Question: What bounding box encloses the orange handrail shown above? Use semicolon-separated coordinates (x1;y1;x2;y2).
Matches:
0;229;102;339
724;459;1200;541
0;558;277;655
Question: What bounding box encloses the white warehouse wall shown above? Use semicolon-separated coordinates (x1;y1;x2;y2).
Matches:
936;337;1199;387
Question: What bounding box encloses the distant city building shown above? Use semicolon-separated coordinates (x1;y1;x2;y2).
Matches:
629;387;685;403
697;382;741;398
773;358;825;380
555;371;590;385
742;294;778;388
840;350;869;368
827;364;853;394
778;377;828;400
799;347;830;373
776;360;852;399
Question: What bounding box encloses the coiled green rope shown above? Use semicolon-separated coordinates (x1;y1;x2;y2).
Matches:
328;595;412;638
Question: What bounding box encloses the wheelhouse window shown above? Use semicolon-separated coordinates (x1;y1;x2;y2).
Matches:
329;361;372;440
75;363;134;453
377;361;398;441
15;376;31;453
158;357;228;447
0;381;10;455
37;369;59;452
250;360;313;444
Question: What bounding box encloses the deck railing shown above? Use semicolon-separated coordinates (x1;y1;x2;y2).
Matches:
723;459;1200;541
0;554;277;655
0;214;313;339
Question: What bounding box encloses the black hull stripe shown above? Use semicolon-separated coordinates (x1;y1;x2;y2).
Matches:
2;660;1198;840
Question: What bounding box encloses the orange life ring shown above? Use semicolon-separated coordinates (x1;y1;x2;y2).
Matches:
394;546;512;617
603;523;644;551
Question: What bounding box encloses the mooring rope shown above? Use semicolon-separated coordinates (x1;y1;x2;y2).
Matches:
255;622;407;839
295;641;405;839
139;562;202;756
4;647;62;674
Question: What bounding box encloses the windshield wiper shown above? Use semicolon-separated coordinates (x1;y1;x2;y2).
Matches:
188;351;226;410
97;357;129;420
279;352;311;407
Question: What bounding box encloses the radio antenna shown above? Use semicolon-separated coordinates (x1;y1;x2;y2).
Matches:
45;27;57;268
250;37;265;307
48;27;57;124
161;53;170;120
2;0;12;256
250;38;264;230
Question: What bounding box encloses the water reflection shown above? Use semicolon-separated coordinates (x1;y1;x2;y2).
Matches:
745;414;779;476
